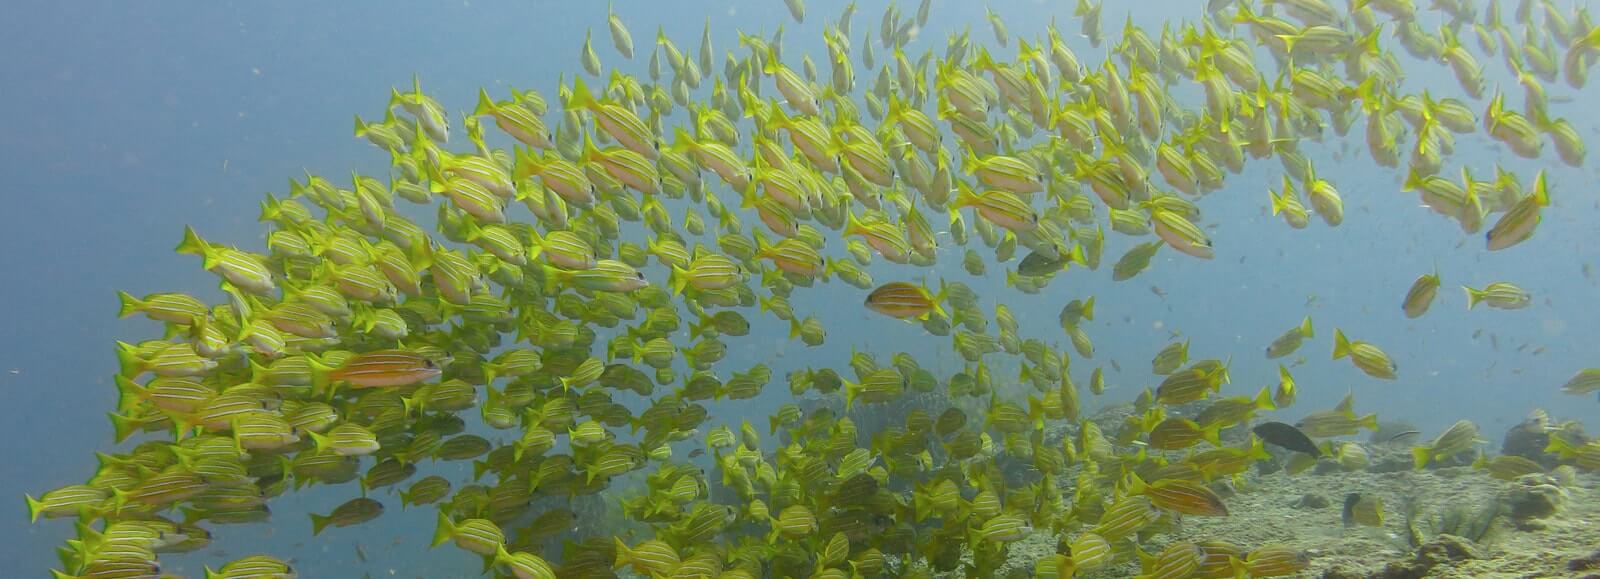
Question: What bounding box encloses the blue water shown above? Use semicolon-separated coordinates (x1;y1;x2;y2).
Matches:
4;0;1598;576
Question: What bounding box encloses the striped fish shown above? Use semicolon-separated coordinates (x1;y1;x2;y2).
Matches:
757;234;826;277
1561;368;1600;395
1140;542;1204;579
309;423;380;457
864;281;944;320
1485;171;1548;250
25;484;108;522
670;253;745;294
310;497;383;535
1068;532;1112;571
1092;495;1160;539
476;88;552;148
207;555;296;579
1138;476;1230;517
613;538;681;576
116;291;206;324
583;137;660;195
432;512;504;555
176;227;277;295
320;350;442;389
954;183;1038;233
115;473;208;509
1149;207;1214;259
768;504;818;540
1462;282;1531;310
516;150;593;205
844;213;913;263
530;229;597;270
964;150;1044;194
1332;329;1397;380
1195;540;1245;579
969;513;1031;543
573;80;657;162
1147;417;1221;450
400;476;451;508
1244;545;1312;577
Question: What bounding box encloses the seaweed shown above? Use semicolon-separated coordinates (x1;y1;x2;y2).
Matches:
1432;499;1503;545
1399;494;1425;551
1396;493;1503;552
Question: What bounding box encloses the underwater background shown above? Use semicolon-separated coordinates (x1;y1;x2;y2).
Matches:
4;0;1600;577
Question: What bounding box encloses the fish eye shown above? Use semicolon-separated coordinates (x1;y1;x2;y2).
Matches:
424;359;437;368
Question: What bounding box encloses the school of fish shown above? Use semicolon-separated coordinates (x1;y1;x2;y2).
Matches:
28;0;1600;577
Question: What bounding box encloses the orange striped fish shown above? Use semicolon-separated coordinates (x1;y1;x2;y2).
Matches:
1194;541;1245;579
317;350;443;390
1131;474;1229;517
1244;545;1311;577
864;281;946;320
1147;416;1222;450
1139;542;1204;579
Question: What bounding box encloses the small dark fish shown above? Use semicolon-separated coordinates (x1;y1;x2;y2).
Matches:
1370;420;1420;446
1253;421;1321;457
1017;251;1068;277
1385;430;1422;445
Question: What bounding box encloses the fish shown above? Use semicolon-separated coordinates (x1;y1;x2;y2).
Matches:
1561;368;1600;395
1244;545;1312;577
1139;542;1204;579
1412;420;1484;469
1462;282;1532;310
25;485;108;523
399;476;451;508
307;423;380;457
1331;329;1397;380
1113;241;1163;281
1265;316;1314;359
1132;474;1230;517
494;544;557;579
864;281;945;320
607;3;634;58
1485;171;1549;250
43;2;1600;578
1474;453;1544;481
116;291;207;325
310;497;384;535
312;350;443;391
1296;393;1380;438
1402;268;1441;318
1151;340;1189;375
432;512;505;556
1342;493;1384;528
1253;422;1322;456
207;556;296;579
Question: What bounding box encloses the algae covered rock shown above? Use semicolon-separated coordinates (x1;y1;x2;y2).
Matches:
1502;473;1566;521
1372;534;1480;579
1500;409;1553;464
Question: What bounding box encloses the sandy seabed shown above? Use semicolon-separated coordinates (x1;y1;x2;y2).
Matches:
992;457;1600;578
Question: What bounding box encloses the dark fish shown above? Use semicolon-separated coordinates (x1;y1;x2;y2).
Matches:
1017;251;1068;277
1252;421;1321;457
1385;430;1422;445
1369;420;1419;446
